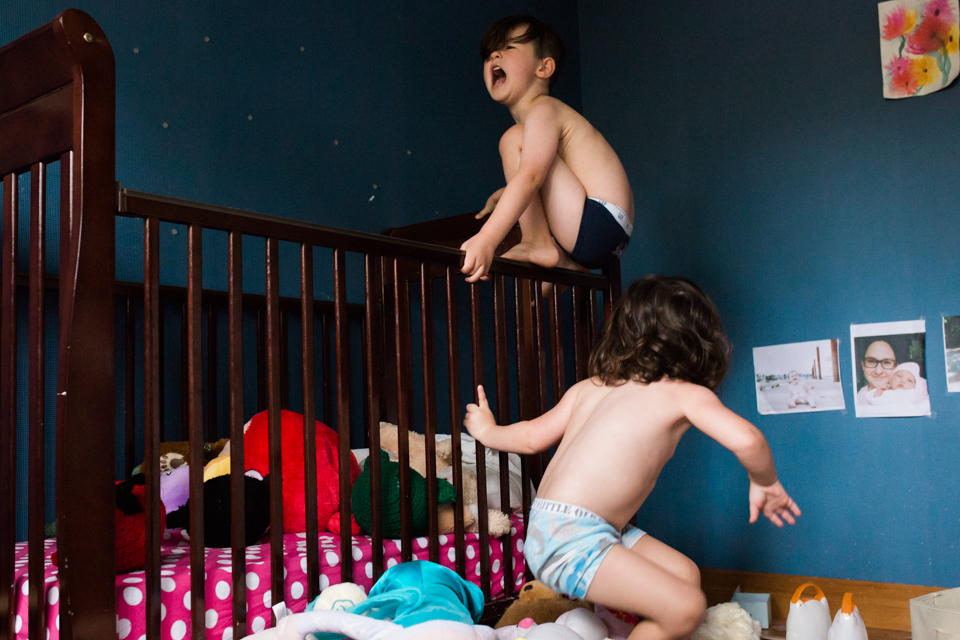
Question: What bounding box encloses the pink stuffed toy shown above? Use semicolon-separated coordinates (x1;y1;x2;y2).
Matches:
244;410;361;534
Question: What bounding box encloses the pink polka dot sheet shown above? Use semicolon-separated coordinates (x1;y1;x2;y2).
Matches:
12;515;526;640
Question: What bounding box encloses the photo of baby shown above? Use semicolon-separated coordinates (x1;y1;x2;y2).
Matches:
851;320;930;418
753;339;846;415
943;315;960;393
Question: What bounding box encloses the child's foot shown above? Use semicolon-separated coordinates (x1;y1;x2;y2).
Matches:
500;240;560;270
541;241;589;298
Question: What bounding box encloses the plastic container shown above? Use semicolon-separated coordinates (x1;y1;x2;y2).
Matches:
787;583;832;640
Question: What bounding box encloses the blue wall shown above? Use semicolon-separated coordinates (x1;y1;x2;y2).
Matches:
579;1;960;587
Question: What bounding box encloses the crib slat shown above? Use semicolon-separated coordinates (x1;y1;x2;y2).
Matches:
207;302;218;442
516;280;535;566
588;287;598;357
420;263;440;562
280;307;290;409
265;237;284;610
0;173;17;640
181;299;189;441
125;297;136;476
515;279;538;487
364;254;384;583
444;268;466;577
28;162;47;640
492;275;514;597
321;313;332;425
143;217;162;640
257;306;266;413
570;287;585;380
469;283;491;600
392;258;414;561
300;243;321;601
159;297;167;436
550;289;566;399
227;230;247;638
333;247;354;583
603;258;622;315
186;224;207;636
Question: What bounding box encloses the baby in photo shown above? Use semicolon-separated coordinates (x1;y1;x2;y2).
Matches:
785;370;817;409
865;362;928;405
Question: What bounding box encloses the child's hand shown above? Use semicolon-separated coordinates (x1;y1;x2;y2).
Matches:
463;385;496;442
460;233;496;283
875;385;890;396
476;187;504;219
749;479;801;527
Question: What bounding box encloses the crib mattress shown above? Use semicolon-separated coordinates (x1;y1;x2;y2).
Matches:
12;516;525;640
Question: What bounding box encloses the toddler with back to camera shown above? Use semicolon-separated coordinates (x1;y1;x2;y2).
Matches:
463;275;801;640
460;15;635;284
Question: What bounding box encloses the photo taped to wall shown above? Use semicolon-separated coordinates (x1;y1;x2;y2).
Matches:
851;320;930;418
753;339;845;415
943;315;960;393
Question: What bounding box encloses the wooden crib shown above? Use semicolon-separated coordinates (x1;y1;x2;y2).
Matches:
0;10;622;640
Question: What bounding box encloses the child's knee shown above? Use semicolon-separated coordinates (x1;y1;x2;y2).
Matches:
679;557;701;588
665;589;706;637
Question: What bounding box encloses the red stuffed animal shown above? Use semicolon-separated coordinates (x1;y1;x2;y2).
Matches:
243;410;361;534
51;476;166;573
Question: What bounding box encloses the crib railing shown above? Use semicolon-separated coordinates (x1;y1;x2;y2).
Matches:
115;188;617;637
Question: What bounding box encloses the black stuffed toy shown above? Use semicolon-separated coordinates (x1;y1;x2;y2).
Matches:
167;474;271;547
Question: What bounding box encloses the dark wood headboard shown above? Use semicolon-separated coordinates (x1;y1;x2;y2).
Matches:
0;10;117;640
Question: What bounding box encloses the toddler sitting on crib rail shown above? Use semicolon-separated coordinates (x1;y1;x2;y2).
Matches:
464;275;802;640
460;15;635;283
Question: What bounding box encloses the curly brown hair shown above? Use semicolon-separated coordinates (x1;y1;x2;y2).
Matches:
589;276;730;390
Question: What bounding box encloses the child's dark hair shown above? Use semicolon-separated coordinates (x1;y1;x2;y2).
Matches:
589;276;730;390
480;15;565;89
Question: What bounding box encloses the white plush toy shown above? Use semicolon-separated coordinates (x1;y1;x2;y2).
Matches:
311;582;368;612
692;603;762;640
494;608;612;640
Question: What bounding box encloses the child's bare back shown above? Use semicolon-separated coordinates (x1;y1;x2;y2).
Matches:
537;377;693;529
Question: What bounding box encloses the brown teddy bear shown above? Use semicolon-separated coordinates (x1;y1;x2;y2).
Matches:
132;438;230;476
378;423;512;538
494;580;594;629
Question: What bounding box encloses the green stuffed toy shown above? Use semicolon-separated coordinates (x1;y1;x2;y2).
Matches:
352;449;458;537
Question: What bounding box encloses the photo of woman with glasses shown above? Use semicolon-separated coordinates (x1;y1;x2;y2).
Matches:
851;321;930;418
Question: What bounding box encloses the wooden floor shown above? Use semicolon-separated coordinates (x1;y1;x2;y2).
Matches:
761;619;912;640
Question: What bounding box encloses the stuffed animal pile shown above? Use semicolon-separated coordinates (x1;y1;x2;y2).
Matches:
244;410;361;534
379;423;512;537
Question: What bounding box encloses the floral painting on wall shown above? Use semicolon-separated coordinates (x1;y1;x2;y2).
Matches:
879;0;959;98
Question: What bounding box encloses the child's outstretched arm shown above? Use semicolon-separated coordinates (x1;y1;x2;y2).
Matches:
684;386;802;527
463;382;577;454
460;102;562;282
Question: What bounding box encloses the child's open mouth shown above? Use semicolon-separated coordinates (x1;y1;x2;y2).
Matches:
492;66;506;87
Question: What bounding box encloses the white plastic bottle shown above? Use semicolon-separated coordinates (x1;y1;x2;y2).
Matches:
827;593;869;640
787;583;832;640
